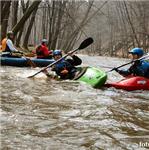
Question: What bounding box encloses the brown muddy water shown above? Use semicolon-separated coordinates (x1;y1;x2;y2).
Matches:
1;55;149;150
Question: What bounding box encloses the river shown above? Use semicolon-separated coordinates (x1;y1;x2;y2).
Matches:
1;55;149;150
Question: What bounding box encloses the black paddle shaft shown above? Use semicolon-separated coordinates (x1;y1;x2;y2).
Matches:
28;37;94;78
107;53;149;73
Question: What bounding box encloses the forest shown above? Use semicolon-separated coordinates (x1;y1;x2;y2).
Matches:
1;0;149;57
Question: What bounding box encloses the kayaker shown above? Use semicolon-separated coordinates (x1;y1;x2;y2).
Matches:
1;31;23;57
45;49;82;79
114;48;149;78
36;39;52;59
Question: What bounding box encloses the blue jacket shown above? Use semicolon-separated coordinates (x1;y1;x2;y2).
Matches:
117;60;149;78
52;55;82;79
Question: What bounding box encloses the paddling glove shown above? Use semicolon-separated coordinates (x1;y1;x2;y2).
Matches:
113;67;119;72
113;68;131;76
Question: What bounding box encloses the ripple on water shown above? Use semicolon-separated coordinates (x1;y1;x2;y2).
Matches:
1;58;149;150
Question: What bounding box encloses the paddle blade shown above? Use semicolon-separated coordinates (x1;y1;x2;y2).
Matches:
78;37;93;50
28;75;34;78
27;59;36;68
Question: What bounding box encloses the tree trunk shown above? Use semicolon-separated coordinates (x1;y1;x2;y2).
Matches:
11;1;18;28
123;1;140;47
42;3;48;38
23;7;38;49
51;1;66;49
12;0;41;36
16;0;30;47
1;0;11;40
48;0;56;49
1;0;11;24
64;1;95;51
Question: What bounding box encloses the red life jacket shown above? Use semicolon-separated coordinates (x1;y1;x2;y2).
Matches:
36;45;43;55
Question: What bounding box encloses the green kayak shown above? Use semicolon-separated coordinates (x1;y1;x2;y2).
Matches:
46;66;107;88
74;66;107;88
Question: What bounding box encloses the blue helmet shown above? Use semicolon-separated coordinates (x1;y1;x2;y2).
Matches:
129;48;144;56
53;50;62;56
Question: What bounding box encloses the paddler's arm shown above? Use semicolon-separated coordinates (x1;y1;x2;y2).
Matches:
67;51;82;66
42;69;58;79
42;69;51;77
71;55;82;66
6;39;23;55
114;68;132;77
6;39;19;52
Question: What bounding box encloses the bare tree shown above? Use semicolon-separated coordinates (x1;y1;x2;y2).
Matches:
123;1;140;47
23;7;38;49
12;0;41;36
1;0;148;56
1;0;12;40
11;1;19;28
16;0;30;47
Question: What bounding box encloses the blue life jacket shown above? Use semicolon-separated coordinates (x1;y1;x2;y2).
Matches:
54;59;70;71
118;60;149;78
52;55;82;79
53;59;77;79
129;60;149;77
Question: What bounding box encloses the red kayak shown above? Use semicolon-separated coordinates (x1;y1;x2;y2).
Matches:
105;76;149;91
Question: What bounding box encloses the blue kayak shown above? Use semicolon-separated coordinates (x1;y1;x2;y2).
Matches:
0;57;54;67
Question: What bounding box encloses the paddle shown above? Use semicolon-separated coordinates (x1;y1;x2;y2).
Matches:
24;57;36;68
107;52;149;73
28;37;94;78
24;53;35;57
12;51;37;68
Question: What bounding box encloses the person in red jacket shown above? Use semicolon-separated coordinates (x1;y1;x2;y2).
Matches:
36;39;52;59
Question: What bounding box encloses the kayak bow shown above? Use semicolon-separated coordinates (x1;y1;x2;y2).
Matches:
105;76;149;91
